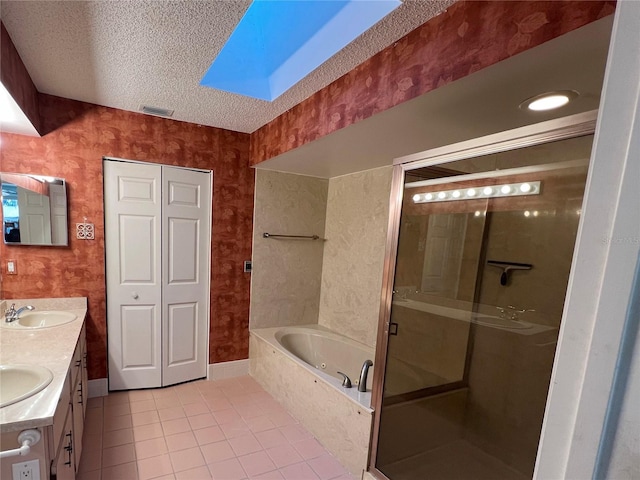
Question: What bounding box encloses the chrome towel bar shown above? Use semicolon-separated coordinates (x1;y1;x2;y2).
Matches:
263;232;323;240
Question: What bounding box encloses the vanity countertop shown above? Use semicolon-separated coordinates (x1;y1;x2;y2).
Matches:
0;297;87;433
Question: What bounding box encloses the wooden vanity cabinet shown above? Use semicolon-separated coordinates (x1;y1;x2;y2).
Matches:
70;324;87;469
48;323;87;479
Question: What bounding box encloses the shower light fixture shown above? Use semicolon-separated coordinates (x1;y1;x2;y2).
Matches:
412;181;541;204
519;90;578;111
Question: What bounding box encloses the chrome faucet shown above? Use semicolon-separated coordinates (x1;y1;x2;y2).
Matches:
358;360;373;392
496;305;535;321
337;372;352;388
5;303;35;323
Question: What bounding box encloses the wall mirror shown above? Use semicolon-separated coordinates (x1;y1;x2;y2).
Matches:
1;173;69;246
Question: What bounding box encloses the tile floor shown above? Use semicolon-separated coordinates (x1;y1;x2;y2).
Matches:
78;376;357;480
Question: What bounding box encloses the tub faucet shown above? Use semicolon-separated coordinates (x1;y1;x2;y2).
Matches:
337;372;352;388
358;360;373;392
5;304;35;323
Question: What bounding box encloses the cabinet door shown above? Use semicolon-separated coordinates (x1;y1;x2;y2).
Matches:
81;328;88;419
53;405;75;480
72;377;84;470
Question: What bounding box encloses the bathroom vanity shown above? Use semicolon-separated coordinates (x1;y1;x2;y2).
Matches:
0;298;87;480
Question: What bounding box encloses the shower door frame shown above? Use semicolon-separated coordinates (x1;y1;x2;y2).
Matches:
368;109;598;480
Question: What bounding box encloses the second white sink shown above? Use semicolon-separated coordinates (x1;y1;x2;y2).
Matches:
0;364;54;408
12;311;77;329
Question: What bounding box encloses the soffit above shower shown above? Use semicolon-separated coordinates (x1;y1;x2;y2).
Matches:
0;0;455;133
256;16;613;179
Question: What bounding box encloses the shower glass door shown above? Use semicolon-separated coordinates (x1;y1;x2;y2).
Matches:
374;133;594;480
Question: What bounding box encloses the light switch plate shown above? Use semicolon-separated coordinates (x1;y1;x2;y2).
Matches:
7;259;17;275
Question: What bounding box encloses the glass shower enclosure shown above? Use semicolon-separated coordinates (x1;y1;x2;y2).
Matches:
371;117;596;480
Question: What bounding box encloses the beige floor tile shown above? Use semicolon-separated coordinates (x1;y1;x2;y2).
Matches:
103;391;130;406
132;410;160;427
130;399;157;413
207;458;247;480
134;422;165;442
169;446;205;472
200;440;236;464
101;461;138;480
87;397;104;409
165;431;198;452
103;428;134;449
138;454;174;480
77;468;102;480
193;425;225;446
174;465;212;480
104;402;131;417
102;443;136;468
158;406;186;421
162;418;192;436
155;395;182;409
104;414;133;432
129;390;155;402
135;436;168;460
187;413;216;430
183;402;209;417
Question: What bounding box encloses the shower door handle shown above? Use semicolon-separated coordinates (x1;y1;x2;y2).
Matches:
389;322;399;336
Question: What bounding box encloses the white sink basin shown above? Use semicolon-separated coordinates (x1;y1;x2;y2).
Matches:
2;311;77;329
0;364;54;408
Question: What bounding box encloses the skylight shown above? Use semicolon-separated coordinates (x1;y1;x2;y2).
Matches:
200;0;401;102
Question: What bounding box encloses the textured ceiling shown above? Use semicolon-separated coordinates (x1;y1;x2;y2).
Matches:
0;0;456;133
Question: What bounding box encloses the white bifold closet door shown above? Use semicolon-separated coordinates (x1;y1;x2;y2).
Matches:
104;160;211;391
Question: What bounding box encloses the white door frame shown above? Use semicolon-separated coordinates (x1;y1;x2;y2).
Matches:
536;2;640;478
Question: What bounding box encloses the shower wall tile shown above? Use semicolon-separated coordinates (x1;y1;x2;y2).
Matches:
318;167;393;348
250;0;615;165
0;94;254;379
250;170;328;329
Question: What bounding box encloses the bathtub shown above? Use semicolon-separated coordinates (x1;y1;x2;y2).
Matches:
276;327;375;397
250;325;375;475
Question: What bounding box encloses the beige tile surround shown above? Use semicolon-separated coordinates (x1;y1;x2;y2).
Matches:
318;167;393;348
250;170;328;329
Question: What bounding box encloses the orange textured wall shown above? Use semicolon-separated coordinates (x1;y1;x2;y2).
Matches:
250;0;615;165
0;94;254;380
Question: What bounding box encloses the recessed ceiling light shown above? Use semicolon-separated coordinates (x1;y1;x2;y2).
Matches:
519;90;579;112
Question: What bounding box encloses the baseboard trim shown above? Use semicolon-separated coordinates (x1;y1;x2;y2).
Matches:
208;359;250;380
88;378;109;398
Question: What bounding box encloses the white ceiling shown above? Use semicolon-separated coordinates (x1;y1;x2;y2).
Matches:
0;0;455;134
257;16;613;178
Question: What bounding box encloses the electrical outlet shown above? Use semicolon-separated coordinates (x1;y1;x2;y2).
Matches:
12;459;40;480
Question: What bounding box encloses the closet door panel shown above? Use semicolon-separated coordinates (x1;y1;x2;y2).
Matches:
105;160;163;390
162;167;212;386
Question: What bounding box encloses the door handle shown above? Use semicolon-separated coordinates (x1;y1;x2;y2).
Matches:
131;292;139;299
389;322;399;336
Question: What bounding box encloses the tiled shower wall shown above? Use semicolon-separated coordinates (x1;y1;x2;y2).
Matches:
250;166;393;349
318;167;393;348
250;170;328;329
